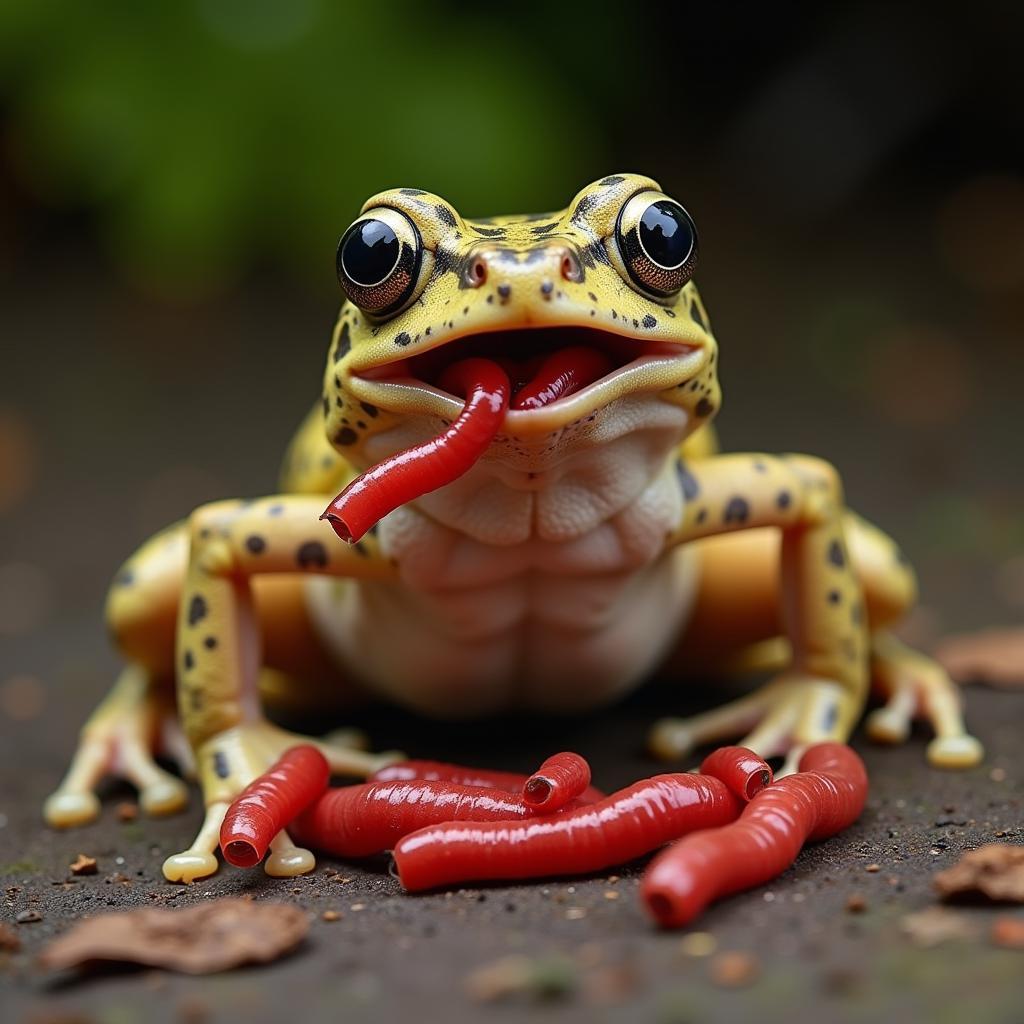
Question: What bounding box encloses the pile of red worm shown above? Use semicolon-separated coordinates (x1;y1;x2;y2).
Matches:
219;742;867;927
322;352;613;543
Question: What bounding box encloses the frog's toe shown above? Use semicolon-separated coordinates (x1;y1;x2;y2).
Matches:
927;735;984;769
163;850;220;884
43;790;102;828
265;831;316;877
139;776;190;817
649;719;697;761
865;706;912;745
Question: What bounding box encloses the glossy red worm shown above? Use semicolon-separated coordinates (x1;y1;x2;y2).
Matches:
523;752;593;812
322;358;510;544
700;746;773;802
510;346;614;411
392;772;743;891
220;745;330;868
642;743;868;928
290;780;560;859
370;759;606;804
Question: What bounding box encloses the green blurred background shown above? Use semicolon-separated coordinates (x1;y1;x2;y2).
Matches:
0;0;1022;695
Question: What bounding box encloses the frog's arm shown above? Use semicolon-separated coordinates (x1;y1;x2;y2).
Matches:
655;452;869;772
165;494;398;882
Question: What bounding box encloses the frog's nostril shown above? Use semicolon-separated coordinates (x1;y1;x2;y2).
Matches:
560;251;583;283
462;256;488;289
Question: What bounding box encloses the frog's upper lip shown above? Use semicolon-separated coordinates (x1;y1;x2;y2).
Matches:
346;322;707;435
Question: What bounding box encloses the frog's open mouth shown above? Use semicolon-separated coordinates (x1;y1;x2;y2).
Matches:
352;325;704;433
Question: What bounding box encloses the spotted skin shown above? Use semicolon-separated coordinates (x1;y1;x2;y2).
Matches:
44;174;982;883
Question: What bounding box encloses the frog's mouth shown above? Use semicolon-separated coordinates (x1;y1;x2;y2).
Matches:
351;325;705;434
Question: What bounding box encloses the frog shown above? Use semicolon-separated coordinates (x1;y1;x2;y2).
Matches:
43;173;983;883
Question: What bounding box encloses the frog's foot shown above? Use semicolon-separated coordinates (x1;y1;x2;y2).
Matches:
162;720;403;883
44;667;189;828
649;675;858;777
866;633;984;768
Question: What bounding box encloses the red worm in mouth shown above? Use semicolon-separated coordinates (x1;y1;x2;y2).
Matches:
370;759;605;804
290;780;577;859
641;743;868;928
510;346;614;411
391;773;744;892
219;746;330;868
522;752;593;812
321;357;510;544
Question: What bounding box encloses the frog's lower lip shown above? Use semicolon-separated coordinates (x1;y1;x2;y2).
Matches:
347;325;705;434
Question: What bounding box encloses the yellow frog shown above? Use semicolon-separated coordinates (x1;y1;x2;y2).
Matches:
43;173;983;883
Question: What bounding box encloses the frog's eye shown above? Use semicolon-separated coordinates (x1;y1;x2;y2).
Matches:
336;208;423;315
615;192;698;297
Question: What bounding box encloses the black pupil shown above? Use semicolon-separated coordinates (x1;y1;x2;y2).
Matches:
342;219;400;286
638;201;693;269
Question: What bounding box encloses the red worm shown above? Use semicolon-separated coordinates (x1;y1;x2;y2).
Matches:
642;743;868;928
511;346;614;411
392;773;742;891
523;752;593;812
370;759;606;804
220;746;330;867
321;358;509;544
700;746;773;802
290;780;557;859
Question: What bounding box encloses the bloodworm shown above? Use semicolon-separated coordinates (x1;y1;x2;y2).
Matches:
321;358;510;544
370;759;606;804
642;743;868;928
290;780;565;859
510;347;613;410
392;773;743;891
700;746;773;802
219;745;330;868
523;752;593;812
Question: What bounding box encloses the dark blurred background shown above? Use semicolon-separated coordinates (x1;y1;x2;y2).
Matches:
1;1;1022;729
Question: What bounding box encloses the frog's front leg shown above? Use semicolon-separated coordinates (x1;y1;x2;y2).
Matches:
164;495;400;883
651;453;868;774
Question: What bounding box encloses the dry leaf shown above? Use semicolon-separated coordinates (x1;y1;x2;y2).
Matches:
900;907;979;947
38;897;308;974
934;628;1024;688
934;843;1024;903
69;854;98;876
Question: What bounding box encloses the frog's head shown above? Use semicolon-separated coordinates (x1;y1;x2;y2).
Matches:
323;173;718;472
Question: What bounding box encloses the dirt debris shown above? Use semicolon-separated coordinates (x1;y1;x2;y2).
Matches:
990;916;1024;949
37;897;309;974
709;951;760;988
0;921;21;951
69;853;98;876
900;907;979;947
464;954;576;1003
935;627;1024;688
934;843;1024;903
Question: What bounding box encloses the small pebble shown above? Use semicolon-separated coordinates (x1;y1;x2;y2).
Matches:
603;890;619;901
845;894;868;914
321;910;343;922
117;802;139;822
990;768;1007;783
710;951;760;988
565;907;587;920
350;903;366;912
16;909;42;924
865;864;881;873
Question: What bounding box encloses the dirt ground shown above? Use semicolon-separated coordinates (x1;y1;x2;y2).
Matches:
1;671;1021;1024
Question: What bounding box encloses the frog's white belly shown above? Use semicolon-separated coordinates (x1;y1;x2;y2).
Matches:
305;395;698;716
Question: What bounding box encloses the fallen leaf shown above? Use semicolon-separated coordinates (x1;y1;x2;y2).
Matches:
935;843;1024;903
38;897;308;974
934;628;1024;688
70;854;98;876
991;916;1024;949
901;907;979;947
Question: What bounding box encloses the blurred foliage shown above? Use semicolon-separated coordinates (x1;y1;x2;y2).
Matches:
0;0;620;295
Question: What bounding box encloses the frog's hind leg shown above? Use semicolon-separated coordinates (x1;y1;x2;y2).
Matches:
44;526;190;827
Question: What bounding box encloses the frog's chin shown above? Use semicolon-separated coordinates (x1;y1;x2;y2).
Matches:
346;325;706;438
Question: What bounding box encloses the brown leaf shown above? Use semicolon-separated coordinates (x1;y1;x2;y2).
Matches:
900;907;979;947
38;897;309;975
934;628;1024;688
935;843;1024;903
